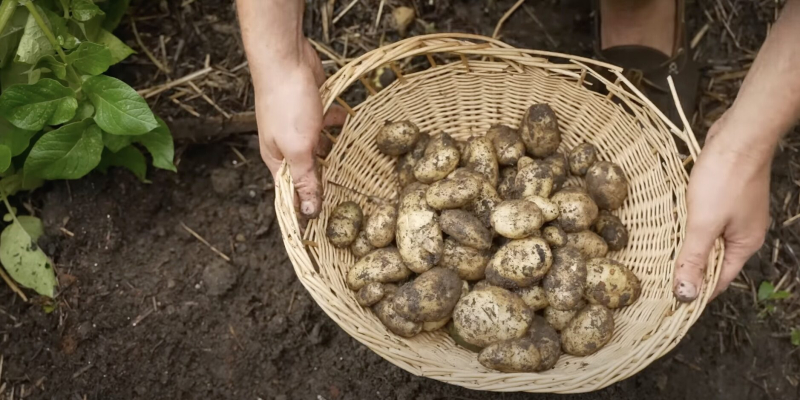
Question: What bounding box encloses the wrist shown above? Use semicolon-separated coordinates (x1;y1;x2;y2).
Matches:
710;103;783;162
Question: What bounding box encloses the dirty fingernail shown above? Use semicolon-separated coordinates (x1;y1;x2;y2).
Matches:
301;200;315;216
674;281;697;303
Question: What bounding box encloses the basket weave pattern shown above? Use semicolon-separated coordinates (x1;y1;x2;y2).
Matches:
275;34;723;393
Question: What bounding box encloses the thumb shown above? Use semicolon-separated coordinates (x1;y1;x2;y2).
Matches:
286;150;322;219
673;218;720;302
711;245;752;299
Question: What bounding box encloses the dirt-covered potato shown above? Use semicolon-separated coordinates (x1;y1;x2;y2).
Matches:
497;167;517;200
551;187;599;233
593;211;629;251
490;200;544;239
542;225;567;248
517;156;534;171
486;237;553;288
566;231;609;259
525;195;559;222
376;121;420;156
356;282;386;307
528;315;561;371
514;285;549;311
440;238;490;281
425;174;481;210
346;247;412;290
545;153;569;191
569;143;597;176
365;203;397;248
393;268;462;322
326;201;364;248
373;293;422;338
440;209;492;250
452;286;533;347
486;125;526;166
478;336;541;372
561;304;615;356
397;133;430;187
396;183;443;273
414;133;461;183
519;104;561;158
586;161;629;210
585;258;641;308
543;247;587;310
350;229;376;258
423;317;451;332
463;136;499;187
515;160;555;198
455;140;469;165
544;302;583;331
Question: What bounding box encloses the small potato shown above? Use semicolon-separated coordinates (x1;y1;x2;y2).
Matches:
593;211;629;251
464;136;499;187
365;203;397;248
470;177;503;227
525;195;559;222
394;268;462;322
542;225;567;248
423;317;451;332
455;140;470;165
497;167;517;200
414;133;461;183
566;231;609;259
569;143;597;176
490;200;544;239
544;153;569;191
585;258;641;308
519;104;561;158
396;184;443;273
528;315;561;371
356;282;386;307
543;247;587;310
517;156;534;171
486;125;525;166
425;174;481;210
350;229;376;258
326;201;364;248
440;238;490;281
373;293;422;338
397;133;430;187
514;285;549;311
440;209;492;250
346;247;412;290
447;321;483;353
561;304;614;356
586;161;629;210
551;187;599;233
452;286;533;347
486;237;553;288
377;121;420;156
544;302;583;331
478;336;541;372
515;160;554;198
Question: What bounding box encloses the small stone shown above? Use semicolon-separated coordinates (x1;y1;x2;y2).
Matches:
167;279;177;289
235;233;246;242
202;260;237;296
210;168;242;194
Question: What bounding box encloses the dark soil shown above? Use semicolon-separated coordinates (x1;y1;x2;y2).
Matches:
1;0;800;399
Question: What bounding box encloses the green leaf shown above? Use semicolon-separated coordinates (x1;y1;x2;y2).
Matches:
0;61;40;91
34;54;66;79
40;6;78;50
97;146;148;182
15;11;53;64
0;78;78;131
83;75;158;135
0;116;36;156
771;290;791;300
66;41;112;75
95;28;133;64
99;0;128;31
70;100;95;122
0;173;22;196
0;6;29;68
71;0;104;22
23;120;103;183
102;129;130;152
758;281;774;302
137;116;176;171
0;145;11;173
792;329;800;346
0;215;55;298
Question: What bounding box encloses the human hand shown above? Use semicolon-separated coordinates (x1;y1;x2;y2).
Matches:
673;112;772;302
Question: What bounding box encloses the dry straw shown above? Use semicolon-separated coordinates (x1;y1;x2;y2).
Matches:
275;34;723;393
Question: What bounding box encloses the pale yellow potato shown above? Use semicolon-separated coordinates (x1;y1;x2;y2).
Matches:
356;282;386;307
350;229;375;258
464;136;499;187
561;304;615;356
440;237;490;281
393;268;462;322
586;161;629;210
585;258;641;308
326;201;364;248
517;156;534;171
425;174;481;210
376;120;420;156
551;187;599;233
440;209;492;250
519;104;561;158
515;160;554;198
543;247;587;310
497;167;518;200
346;247;412;290
485;237;553;288
542;225;567;248
566;230;609;259
490;200;544;239
528;315;561;371
514;285;549;311
452;286;533;347
373;293;422;338
544;152;569;191
397;133;430;187
396;183;443;273
525;195;559;222
569;143;597;176
414;133;461;183
593;211;629;251
544;302;583;331
422;317;451;332
486;124;525;166
365;203;397;248
478;337;542;372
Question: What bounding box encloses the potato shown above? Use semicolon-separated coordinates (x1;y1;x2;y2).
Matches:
485;237;553;288
586;161;629;210
515;160;554;198
497;167;517;200
542;225;567;248
447;320;483;352
490;200;543;239
593;211;629;251
350;229;376;258
519;104;561;158
470;177;503;227
566;231;609;259
326;201;364;248
561;304;615;356
464;136;499;187
440;209;492;250
356;282;386;307
414;133;461;183
423;317;451;332
517;156;534;171
544;302;582;331
452;286;533;347
478;336;541;372
376;121;420;156
396;184;443;273
393;268;462;322
544;153;569;191
440;237;490;281
425;174;481;210
486;124;525;166
455;139;470;165
397;133;430;187
528;315;561;371
542;247;587;310
568;143;597;176
346;247;412;290
373;293;422;338
585;258;641;308
551;187;599;233
365;203;397;248
514;285;549;311
525;195;559;222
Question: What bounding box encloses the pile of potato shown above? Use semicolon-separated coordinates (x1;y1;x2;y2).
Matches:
326;104;642;373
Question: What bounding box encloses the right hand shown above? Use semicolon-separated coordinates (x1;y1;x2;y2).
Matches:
254;39;346;218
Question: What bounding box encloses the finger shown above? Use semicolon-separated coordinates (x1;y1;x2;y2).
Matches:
258;136;284;181
285;149;322;219
673;218;720;302
323;104;348;127
711;247;752;299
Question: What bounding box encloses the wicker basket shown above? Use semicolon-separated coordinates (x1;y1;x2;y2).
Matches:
275;34;723;393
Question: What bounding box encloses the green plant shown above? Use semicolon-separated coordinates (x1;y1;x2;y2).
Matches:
0;0;175;299
757;281;790;316
792;329;800;347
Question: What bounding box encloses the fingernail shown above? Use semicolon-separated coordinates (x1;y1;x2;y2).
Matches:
674;281;698;303
301;200;315;216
